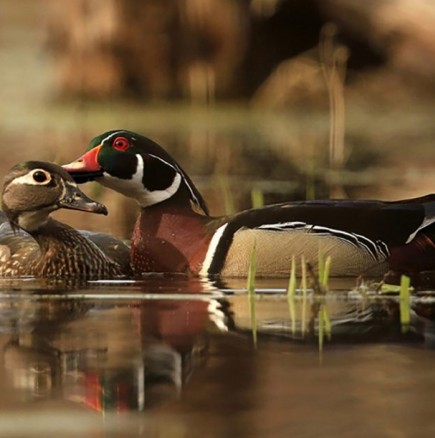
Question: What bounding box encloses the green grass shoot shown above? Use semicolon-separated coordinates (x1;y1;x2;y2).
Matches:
251;187;264;209
321;255;332;340
318;305;325;353
379;283;402;294
287;256;297;334
318;250;325;285
317;252;332;349
321;256;331;288
399;275;411;332
247;240;257;348
300;255;308;335
379;279;415;295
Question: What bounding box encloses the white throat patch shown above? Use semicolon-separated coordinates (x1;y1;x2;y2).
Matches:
98;154;182;207
17;208;53;232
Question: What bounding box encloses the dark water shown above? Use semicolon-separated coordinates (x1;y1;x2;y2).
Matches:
0;277;435;437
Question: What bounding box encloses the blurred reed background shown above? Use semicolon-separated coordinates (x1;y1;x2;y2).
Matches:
1;0;435;239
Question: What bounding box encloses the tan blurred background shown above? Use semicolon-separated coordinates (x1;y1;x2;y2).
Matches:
1;0;435;239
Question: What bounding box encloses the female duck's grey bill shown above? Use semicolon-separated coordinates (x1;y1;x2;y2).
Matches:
58;196;108;215
58;184;108;215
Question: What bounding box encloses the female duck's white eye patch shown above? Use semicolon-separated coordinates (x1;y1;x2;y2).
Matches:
31;169;51;184
11;169;52;186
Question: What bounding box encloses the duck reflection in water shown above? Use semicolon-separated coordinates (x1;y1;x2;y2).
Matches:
0;284;229;411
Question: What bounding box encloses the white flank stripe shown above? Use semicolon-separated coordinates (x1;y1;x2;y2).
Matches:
258;221;306;230
199;223;228;276
256;221;388;261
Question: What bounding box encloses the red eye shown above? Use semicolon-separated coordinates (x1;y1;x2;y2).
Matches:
112;136;129;151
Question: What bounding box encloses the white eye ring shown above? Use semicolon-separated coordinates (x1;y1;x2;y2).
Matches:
30;169;52;185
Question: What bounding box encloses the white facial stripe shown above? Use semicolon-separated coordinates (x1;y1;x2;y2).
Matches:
60;179;78;200
65;180;78;189
200;223;228;276
133;153;145;188
9;169;52;186
100;130;133;146
99;154;182;207
148;153;202;209
99;135;201;208
142;172;181;206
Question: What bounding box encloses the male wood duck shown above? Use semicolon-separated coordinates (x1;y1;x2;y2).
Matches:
62;130;435;278
0;161;129;279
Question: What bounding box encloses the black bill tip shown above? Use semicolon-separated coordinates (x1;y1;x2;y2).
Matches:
67;170;105;184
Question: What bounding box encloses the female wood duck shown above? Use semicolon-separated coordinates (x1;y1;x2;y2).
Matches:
0;161;129;279
62;130;435;278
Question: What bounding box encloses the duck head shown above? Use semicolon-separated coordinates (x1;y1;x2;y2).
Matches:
2;161;107;232
62;130;209;214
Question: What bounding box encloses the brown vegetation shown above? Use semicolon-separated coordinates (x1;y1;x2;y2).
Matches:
45;0;435;104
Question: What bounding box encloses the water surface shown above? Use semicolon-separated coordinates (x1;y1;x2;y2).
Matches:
0;277;434;437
